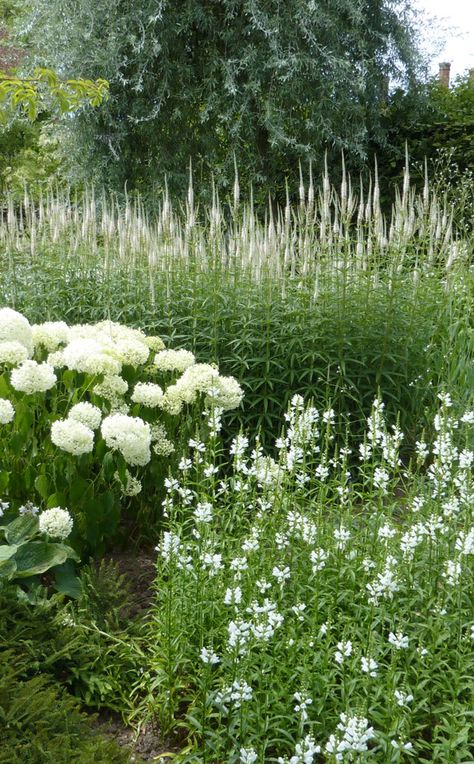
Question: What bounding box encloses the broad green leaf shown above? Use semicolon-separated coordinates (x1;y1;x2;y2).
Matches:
0;557;16;580
0;544;17;561
34;474;50;500
13;541;68;577
53;560;81;599
3;514;38;545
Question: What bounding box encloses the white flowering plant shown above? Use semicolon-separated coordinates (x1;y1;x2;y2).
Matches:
0;504;79;596
133;394;474;763
0;308;243;553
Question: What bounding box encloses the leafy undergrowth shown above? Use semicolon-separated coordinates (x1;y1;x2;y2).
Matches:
0;651;136;764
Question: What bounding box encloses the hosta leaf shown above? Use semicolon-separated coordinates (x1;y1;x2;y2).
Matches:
3;514;39;544
0;544;17;561
53;560;81;598
0;557;17;579
13;541;68;577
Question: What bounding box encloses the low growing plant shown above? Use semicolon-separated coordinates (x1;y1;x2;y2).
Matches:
0;504;79;596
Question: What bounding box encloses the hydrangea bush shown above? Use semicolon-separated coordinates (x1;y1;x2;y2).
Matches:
0;308;243;552
139;395;474;762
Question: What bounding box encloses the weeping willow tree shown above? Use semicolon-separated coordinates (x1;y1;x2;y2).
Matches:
19;0;427;199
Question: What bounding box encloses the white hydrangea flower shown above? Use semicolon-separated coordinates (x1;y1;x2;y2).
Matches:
46;350;66;368
31;321;69;352
93;374;128;399
62;339;122;376
112;338;150;367
68;402;102;430
131;382;164;407
208;375;244;410
0;398;15;424
144;335;165;351
0;340;29;366
154;348;196;372
51;419;95;455
101;413;151;466
0;307;33;355
11;360;57;394
38;507;73;539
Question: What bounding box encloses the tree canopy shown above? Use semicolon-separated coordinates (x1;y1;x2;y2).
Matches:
21;0;426;198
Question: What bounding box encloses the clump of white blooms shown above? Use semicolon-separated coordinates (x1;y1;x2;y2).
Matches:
51;419;95;455
11;360;57;394
240;749;258;764
131;381;164;407
62;338;122;376
68;402;102;430
0;340;29;366
388;631;409;649
144;335;165;351
325;714;375;760
0;307;33;356
0;398;14;424
154;348;196;372
93;374;128;400
31;321;69;352
101;413;151;466
38;507;73;539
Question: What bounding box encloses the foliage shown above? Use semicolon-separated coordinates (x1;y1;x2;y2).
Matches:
0;651;136;763
19;0;425;199
0;68;109;121
375;74;474;218
0;309;243;554
0;562;144;714
0;175;472;453
0;511;79;595
137;396;474;762
0;117;64;196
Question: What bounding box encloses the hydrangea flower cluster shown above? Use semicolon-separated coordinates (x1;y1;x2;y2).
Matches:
38;507;73;539
11;360;57;394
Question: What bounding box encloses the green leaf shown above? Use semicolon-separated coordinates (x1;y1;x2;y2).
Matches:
0;544;18;561
13;541;68;577
53;560;81;599
3;515;39;544
55;543;80;563
0;557;17;580
35;474;50;500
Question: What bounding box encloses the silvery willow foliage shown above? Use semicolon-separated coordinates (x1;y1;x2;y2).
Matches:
142;394;474;762
0;308;243;552
19;0;424;196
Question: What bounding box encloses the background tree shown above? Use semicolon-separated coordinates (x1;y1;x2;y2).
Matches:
0;0;108;197
20;0;426;202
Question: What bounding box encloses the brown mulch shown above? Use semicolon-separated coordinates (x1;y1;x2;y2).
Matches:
95;709;181;762
103;546;157;620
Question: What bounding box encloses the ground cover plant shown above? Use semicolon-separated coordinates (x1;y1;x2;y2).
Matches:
138;394;474;762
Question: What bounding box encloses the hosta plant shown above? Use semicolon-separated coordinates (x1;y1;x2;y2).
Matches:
0;307;243;553
0;503;79;597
